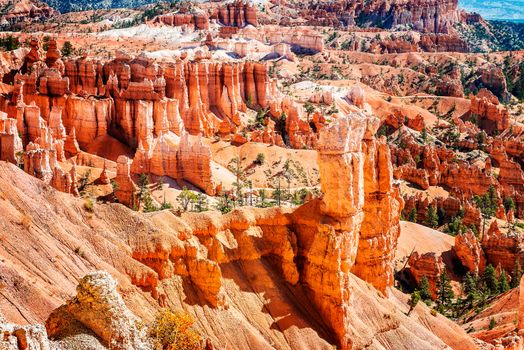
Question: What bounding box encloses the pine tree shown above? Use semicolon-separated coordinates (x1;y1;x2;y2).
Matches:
483;264;499;295
419;276;432;301
426;206;439;228
137;173;158;212
303;102;316;123
61;41;74;57
421;127;427;143
436;269;454;313
499;271;510;293
215;192;233;214
503;197;515;214
408;207;417;223
177;187;197;212
229;157;245;206
408;290;421;316
462;272;480;305
142;192;158;212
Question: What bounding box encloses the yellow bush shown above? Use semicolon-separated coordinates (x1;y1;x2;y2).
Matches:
149;309;201;350
83;198;94;212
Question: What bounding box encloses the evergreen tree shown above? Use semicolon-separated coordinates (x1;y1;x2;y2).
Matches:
0;35;20;51
489;317;497;330
473;185;499;219
137;173;158;212
61;41;74;57
426;206;439;228
408;290;421;316
512;259;523;288
437;207;447;226
475;131;487;150
215;192;233;214
228;157;245;206
503;196;515;214
303;101;316;123
499;271;510;293
462;272;480;305
436;269;454;313
42;35;50;51
419;276;432;301
142;192;158;212
446;216;466;236
257;189;272;208
421;127;427;143
408;207;417;223
483;264;499;295
487;185;498;210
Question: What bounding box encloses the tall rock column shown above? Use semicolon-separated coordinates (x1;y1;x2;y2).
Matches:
294;113;372;349
351;132;403;294
114;156;138;208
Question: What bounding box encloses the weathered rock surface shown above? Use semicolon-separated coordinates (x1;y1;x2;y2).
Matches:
241;25;324;53
351;134;403;294
0;312;51;350
0;159;481;350
454;230;486;275
153;13;209;30
294;0;460;33
469;89;509;135
0;0;58;25
46;271;152;350
215;0;258;27
114;155;138;208
409;251;444;299
482;220;524;273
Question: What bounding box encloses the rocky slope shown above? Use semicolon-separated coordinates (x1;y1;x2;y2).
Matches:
0;119;480;348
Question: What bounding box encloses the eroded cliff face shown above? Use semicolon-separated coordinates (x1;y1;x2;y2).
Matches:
153;12;210;30
0;40;286;196
214;0;258;27
126;113;403;349
352;135;404;293
0;112;407;349
292;0;459;33
5;40;276;147
0;153;484;349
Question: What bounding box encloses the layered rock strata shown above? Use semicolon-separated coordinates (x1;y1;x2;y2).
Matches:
215;0;258;27
297;0;460;33
153;13;210;30
0;45;284;195
126;113;402;349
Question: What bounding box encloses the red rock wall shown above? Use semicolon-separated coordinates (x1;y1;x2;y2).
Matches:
306;0;459;33
153;13;210;30
6;51;275;148
216;1;258;27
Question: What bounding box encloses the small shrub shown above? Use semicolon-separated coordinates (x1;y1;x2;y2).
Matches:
489;317;496;330
84;198;94;212
149;309;201;350
254;153;265;165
